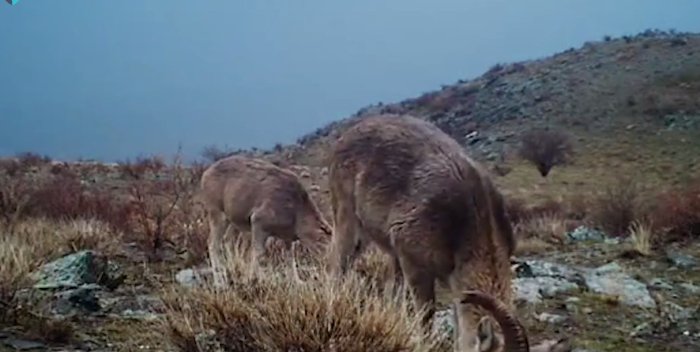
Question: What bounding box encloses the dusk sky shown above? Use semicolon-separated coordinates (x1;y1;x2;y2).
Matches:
1;0;699;161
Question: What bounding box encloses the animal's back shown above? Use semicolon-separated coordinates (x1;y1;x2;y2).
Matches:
200;155;305;224
330;114;515;259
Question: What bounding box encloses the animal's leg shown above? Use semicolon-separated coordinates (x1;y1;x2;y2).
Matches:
399;257;436;329
390;254;405;295
207;210;229;288
250;212;272;271
326;201;362;277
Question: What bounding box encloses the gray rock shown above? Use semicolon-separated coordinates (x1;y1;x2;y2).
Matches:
176;267;213;288
567;226;607;242
120;309;160;321
3;339;45;351
582;262;656;308
516;260;581;282
680;283;700;294
536;312;567;324
514;277;579;304
662;301;696;322
665;250;698;269
194;330;224;352
53;284;102;314
432;309;455;338
649;278;674;291
32;251;124;290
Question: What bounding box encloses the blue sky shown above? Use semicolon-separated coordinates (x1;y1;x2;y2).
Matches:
1;0;699;161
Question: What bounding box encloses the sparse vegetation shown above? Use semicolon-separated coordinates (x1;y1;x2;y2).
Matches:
652;179;700;241
518;128;574;178
161;240;444;352
592;177;646;237
626;220;654;256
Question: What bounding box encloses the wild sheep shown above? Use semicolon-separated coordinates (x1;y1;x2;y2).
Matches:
199;155;331;286
327;114;531;352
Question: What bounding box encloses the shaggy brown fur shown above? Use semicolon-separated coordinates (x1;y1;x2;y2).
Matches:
326;114;529;352
199;155;331;286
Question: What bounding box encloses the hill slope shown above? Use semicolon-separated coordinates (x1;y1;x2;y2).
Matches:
281;30;699;162
267;30;700;203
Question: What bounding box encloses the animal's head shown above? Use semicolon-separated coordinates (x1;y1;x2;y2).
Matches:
455;291;573;352
455;291;529;352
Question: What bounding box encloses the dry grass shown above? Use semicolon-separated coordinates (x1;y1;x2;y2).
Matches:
160;240;447;352
514;213;568;255
0;219;78;343
626;220;654;256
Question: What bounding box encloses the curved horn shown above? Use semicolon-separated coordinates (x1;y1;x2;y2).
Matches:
460;290;529;352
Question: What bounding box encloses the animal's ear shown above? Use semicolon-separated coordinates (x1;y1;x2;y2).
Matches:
477;316;495;352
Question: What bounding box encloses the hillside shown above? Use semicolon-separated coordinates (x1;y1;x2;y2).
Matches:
286;30;700;165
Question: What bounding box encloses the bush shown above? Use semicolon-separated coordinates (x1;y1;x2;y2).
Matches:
200;145;237;163
15;152;51;169
25;175;133;235
118;155;167;179
591;177;645;237
518;128;573;177
161;241;444;352
652;180;700;241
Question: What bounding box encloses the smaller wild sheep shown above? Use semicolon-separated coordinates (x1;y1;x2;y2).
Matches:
199;155;331;286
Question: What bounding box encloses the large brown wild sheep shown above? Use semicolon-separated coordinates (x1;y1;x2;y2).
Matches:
327;114;534;352
199;155;331;286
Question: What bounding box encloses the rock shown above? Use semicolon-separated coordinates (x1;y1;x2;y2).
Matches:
582;262;656;308
32;251;124;290
3;339;45;351
665;250;697;269
661;301;696;322
630;322;653;337
432;309;454;337
536;312;567;324
120;309;160;322
514;277;579;304
680;283;700;294
194;330;224;352
53;284;102;314
176;267;213;288
516;260;581;282
566;226;607;242
649;278;674;291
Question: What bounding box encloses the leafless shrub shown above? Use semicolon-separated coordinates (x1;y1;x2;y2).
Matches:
200;145;237;163
118;155;167;179
15;152;51;169
25;174;133;235
0;174;32;232
652;179;700;241
592;177;645;237
518;128;574;177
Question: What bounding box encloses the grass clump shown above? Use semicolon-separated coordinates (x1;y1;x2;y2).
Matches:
161;241;445;352
0;219;76;344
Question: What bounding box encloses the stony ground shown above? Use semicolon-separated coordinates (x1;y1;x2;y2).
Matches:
1;223;698;352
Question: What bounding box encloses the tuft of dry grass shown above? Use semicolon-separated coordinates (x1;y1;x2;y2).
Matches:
626;220;654;256
160;240;446;352
0;219;77;343
514;213;569;255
